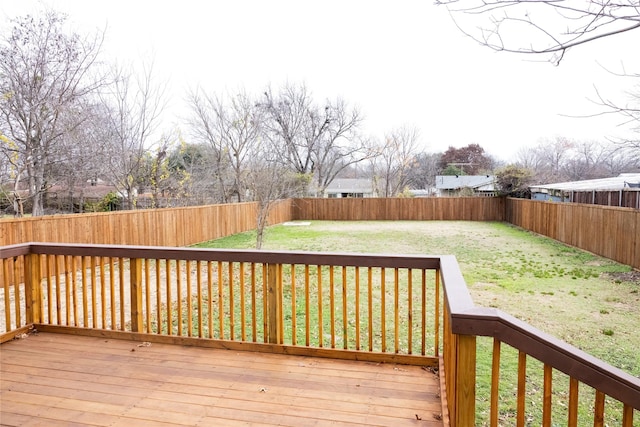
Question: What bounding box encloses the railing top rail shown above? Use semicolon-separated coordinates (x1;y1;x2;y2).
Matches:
0;243;31;258
440;251;640;408
2;242;441;270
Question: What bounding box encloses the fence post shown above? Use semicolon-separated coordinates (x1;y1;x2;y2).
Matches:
454;334;477;427
130;258;143;332
24;253;42;324
266;263;283;344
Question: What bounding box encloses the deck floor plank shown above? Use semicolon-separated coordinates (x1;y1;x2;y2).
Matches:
1;333;444;426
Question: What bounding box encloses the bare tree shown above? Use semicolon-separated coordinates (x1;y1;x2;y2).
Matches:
99;60;167;209
406;152;442;190
436;0;640;64
246;138;303;249
187;89;261;203
259;83;368;196
371;126;422;197
0;10;104;215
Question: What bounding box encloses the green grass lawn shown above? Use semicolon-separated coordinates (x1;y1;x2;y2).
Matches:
195;220;640;426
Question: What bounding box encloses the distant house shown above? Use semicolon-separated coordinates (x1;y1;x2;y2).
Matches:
323;179;376;198
530;173;640;202
435;175;496;197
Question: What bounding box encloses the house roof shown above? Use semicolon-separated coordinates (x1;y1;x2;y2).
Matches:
530;173;640;193
325;179;373;193
435;175;495;190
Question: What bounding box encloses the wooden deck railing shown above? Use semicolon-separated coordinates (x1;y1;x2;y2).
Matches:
1;243;639;426
0;243;442;366
440;256;640;426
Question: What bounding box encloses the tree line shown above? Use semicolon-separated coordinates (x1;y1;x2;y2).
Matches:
1;8;639;220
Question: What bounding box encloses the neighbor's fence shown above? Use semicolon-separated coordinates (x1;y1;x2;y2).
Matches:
569;189;640;209
507;198;640;270
0;200;293;247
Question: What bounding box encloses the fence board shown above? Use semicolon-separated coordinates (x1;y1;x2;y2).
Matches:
0;201;292;247
2;197;636;269
506;199;639;270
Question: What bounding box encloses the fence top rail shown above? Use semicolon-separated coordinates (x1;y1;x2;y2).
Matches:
1;242;441;270
441;251;640;408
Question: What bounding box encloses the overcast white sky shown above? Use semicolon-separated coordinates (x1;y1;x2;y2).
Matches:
2;0;639;162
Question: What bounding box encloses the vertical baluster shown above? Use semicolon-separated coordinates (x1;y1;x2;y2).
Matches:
516;351;527;427
355;266;360;351
54;255;62;325
196;260;203;338
208;261;214;339
218;261;224;339
144;259;151;333
90;256;97;328
64;256;72;326
46;255;54;324
186;260;193;337
367;267;373;352
239;262;246;341
70;256;78;326
543;364;553;426
12;257;22;327
109;257;116;329
490;338;501;427
119;257;126;330
621;404;634;427
165;259;172;335
381;267;386;352
250;263;256;342
433;269;439;357
394;268;399;354
228;262;234;340
407;268;413;355
1;259;10;330
155;259;162;334
317;265;323;348
593;390;605;427
176;260;183;336
304;265;310;347
99;257;106;329
129;258;143;333
81;256;88;327
568;377;579;427
25;253;42;326
262;263;268;343
289;264;296;345
329;265;335;349
342;266;347;350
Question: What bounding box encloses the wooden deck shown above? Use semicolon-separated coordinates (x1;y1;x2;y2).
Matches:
0;333;444;426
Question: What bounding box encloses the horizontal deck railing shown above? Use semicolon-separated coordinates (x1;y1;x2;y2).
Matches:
440;256;640;426
0;243;442;366
1;242;639;426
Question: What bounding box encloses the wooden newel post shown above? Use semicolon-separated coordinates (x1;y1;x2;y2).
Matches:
25;253;42;324
130;258;144;333
266;263;283;344
454;334;477;427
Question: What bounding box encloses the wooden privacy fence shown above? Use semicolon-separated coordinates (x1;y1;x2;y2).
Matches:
0;200;293;247
1;242;638;426
291;197;506;221
1;197;637;269
507;199;640;269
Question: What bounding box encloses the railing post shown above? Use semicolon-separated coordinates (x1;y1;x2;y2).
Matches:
454;333;477;427
130;258;143;333
266;263;283;344
25;253;42;324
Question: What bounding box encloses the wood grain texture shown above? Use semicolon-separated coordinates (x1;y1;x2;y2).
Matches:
1;332;444;426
